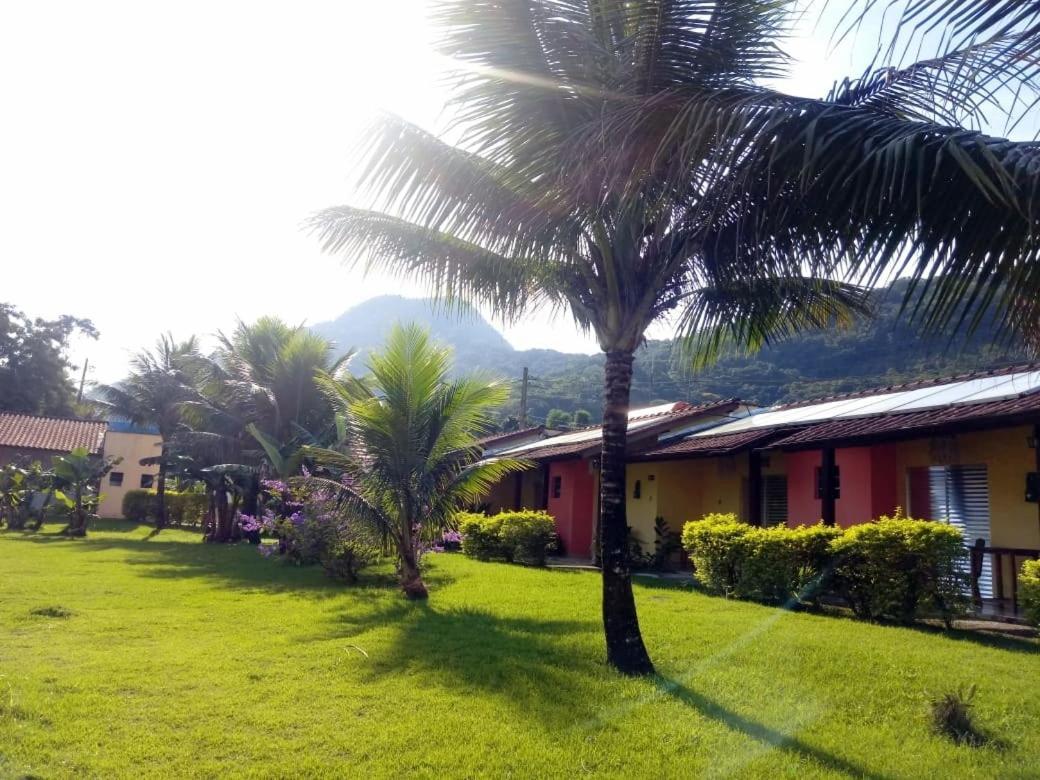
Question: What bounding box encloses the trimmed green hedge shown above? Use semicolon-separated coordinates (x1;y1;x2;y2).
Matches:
681;513;841;603
829;514;968;625
1021;559;1040;627
459;510;556;566
121;489;208;527
682;512;970;624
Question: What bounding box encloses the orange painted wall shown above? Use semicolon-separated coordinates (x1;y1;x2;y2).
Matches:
547;459;598;558
787;444;899;527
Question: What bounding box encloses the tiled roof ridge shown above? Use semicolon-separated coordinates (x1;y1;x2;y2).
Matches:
539;397;742;437
774;361;1040;411
0;410;108;425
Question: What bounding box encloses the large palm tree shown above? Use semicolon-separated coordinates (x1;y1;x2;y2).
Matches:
307;324;523;599
95;335;200;530
313;1;1040;674
216;317;350;444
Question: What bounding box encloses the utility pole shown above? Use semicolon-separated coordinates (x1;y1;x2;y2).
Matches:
77;358;89;405
519;367;529;427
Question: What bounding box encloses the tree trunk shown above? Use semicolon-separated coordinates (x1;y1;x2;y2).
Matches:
155;444;168;530
599;350;654;676
398;531;428;600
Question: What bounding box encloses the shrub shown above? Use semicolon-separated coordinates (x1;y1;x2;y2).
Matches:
459;512;504;560
1021;559;1040;627
681;514;840;603
121;489;207;527
499;510;556;566
166;491;208;527
829;513;969;625
121;489;157;521
320;537;380;583
460;510;556;566
681;513;753;595
738;523;843;604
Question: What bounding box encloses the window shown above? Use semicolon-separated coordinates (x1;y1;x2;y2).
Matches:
551;475;562;499
762;475;788;527
814;466;841;500
140;474;154;489
109;471;124;487
633;479;642;499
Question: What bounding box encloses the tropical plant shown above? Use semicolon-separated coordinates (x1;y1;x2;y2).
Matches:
51;447;120;536
215;317;351;443
313;0;1040;673
306;324;525;599
94;334;201;529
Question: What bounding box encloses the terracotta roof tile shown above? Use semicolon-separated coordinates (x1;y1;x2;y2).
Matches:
636;428;782;459
0;413;107;455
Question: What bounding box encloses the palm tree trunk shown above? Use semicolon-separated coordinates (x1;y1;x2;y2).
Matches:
398;531;428;600
600;349;654;676
155;445;168;530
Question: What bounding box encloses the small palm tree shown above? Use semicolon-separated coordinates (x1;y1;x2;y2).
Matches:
313;0;1040;675
95;335;200;530
308;324;524;599
52;447;120;536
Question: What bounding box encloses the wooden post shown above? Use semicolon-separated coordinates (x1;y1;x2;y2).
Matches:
513;472;523;510
748;451;763;526
821;447;837;527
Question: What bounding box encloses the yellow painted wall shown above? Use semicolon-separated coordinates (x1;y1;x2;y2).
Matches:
99;431;162;518
626;456;748;553
894;425;1040;550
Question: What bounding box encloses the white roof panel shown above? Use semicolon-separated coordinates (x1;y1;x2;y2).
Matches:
692;368;1040;439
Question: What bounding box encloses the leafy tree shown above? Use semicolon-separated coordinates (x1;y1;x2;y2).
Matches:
314;1;1040;674
307;324;524;599
0;304;97;416
573;409;592;427
95;335;201;530
52;447;120;536
545;408;574;429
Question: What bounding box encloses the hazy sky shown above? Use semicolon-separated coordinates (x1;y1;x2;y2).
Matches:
0;1;960;382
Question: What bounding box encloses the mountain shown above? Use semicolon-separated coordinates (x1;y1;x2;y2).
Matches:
311;295;595;380
312;285;1032;425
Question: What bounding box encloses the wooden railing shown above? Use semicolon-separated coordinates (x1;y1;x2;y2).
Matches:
969;539;1040;613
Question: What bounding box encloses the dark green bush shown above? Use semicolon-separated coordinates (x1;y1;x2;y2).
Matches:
460;510;556;566
681;514;841;603
121;489;207;526
320;537;380;583
121;489;157;521
1017;559;1040;627
828;513;969;625
166;491;208;527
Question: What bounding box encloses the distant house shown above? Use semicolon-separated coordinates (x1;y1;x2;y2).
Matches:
487;400;744;559
0;412;161;519
97;420;162;519
632;364;1040;615
0;412;107;465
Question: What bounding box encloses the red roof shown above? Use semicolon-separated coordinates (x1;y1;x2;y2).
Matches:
0;412;107;455
477;426;545;448
770;391;1040;449
636;428;781;459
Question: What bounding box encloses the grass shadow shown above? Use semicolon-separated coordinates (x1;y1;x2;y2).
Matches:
656;676;895;779
321;601;600;727
3;524;443;596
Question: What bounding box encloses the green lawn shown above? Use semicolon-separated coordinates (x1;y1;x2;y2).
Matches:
0;522;1037;778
